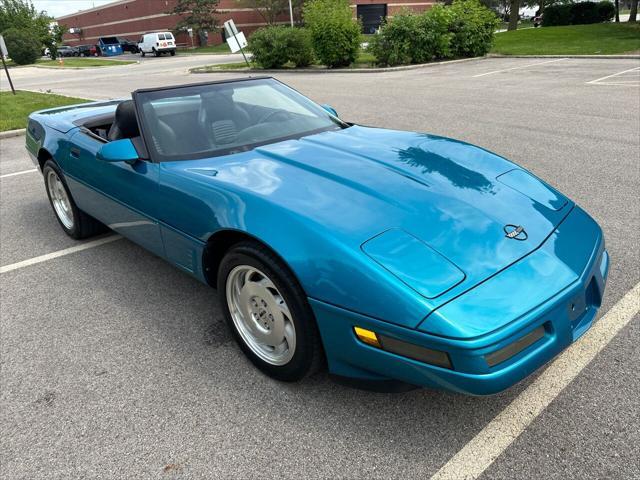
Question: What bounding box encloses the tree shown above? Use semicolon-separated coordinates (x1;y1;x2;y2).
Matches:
2;26;40;64
0;0;65;58
614;0;619;21
43;24;66;60
170;0;220;46
237;0;287;25
507;0;520;29
629;0;637;21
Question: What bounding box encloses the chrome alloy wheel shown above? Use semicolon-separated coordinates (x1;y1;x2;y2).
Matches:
46;170;74;230
226;265;296;366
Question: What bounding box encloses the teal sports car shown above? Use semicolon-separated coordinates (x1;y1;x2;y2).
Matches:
25;78;609;394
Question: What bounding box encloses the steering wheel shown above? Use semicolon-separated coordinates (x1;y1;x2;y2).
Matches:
256;110;289;124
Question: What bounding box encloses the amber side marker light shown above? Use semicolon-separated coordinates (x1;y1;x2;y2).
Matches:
353;326;452;369
354;326;382;348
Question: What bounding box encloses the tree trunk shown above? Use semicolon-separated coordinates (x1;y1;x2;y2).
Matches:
508;0;520;30
630;0;638;22
615;0;620;22
539;0;545;14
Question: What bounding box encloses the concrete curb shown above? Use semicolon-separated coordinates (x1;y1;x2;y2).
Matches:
0;129;26;139
488;54;640;59
189;56;486;74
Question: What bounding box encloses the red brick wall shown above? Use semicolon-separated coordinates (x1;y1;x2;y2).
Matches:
58;0;435;47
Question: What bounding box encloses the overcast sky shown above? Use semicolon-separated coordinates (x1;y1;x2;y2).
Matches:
32;0;116;18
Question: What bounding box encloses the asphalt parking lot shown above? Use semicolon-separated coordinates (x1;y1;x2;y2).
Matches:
1;56;639;479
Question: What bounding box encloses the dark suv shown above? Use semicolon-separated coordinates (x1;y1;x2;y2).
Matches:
117;37;139;53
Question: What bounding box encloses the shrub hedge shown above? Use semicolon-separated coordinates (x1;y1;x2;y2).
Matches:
542;1;615;26
2;28;40;65
368;0;499;67
248;26;314;69
303;0;361;68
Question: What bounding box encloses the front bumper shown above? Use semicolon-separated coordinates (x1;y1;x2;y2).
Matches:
311;207;609;395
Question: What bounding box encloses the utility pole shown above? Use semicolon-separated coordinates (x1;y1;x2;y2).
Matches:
288;0;294;26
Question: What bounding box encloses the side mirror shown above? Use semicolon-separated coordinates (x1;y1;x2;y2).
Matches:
321;104;339;118
96;138;139;163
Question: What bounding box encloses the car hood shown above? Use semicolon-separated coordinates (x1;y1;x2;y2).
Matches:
177;125;572;324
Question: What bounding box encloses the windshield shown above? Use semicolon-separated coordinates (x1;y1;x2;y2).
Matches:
134;78;346;161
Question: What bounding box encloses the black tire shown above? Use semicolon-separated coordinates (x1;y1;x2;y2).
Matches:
141;50;145;57
42;160;108;240
170;50;175;56
217;241;324;382
153;48;159;57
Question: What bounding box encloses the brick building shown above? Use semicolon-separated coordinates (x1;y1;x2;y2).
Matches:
58;0;434;47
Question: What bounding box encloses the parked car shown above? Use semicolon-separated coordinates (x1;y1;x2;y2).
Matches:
116;37;139;53
138;31;176;57
55;45;77;57
533;13;543;26
76;44;97;57
25;77;609;395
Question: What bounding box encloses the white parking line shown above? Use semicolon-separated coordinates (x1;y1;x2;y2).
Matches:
0;235;122;274
587;66;640;85
431;281;640;480
472;58;566;77
0;168;38;179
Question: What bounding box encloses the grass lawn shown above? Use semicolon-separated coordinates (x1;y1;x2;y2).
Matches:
190;49;377;72
0;91;89;131
492;23;640;55
7;57;135;68
36;58;135;67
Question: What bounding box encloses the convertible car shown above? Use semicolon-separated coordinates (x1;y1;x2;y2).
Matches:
25;78;608;395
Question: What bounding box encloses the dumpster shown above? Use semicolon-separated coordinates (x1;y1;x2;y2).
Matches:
97;36;123;56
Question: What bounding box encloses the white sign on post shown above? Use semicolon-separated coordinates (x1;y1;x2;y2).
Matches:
223;19;250;66
0;34;8;58
226;31;247;54
224;19;239;38
223;19;247;53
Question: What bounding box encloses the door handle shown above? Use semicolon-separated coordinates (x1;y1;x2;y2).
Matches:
70;148;80;159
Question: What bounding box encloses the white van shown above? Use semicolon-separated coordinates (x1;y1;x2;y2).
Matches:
138;32;176;57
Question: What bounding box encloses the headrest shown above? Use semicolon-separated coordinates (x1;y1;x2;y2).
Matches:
112;100;140;139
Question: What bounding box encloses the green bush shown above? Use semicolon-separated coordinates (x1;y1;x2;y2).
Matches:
248;26;314;69
447;0;500;57
543;1;614;26
368;9;452;66
1;27;40;65
596;1;615;22
303;0;361;68
542;4;573;26
368;0;497;67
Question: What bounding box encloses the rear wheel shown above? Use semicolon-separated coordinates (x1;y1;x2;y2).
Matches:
170;50;175;56
42;160;107;240
217;242;323;382
153;48;159;57
141;50;145;57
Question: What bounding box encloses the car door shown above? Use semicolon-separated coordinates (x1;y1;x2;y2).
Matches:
64;129;165;257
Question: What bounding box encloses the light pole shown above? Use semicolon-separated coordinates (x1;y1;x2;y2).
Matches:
288;0;294;26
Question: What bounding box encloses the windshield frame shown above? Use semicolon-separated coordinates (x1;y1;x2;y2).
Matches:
132;77;348;163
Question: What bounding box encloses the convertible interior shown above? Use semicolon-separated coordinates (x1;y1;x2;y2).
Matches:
81;84;338;159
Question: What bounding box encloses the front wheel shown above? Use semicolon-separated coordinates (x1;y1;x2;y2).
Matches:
43;160;107;239
217;242;323;381
170;50;175;56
